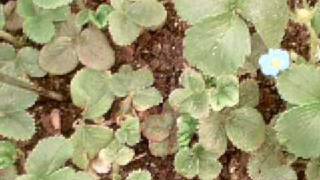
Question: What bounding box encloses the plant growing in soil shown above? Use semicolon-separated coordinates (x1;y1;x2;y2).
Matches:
77;4;113;29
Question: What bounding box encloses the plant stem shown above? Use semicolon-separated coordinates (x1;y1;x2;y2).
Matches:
0;72;65;101
0;31;26;48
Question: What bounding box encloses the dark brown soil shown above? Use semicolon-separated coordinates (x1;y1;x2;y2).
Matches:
7;0;315;179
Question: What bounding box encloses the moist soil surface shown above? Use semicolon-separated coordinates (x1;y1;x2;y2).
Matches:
5;0;315;179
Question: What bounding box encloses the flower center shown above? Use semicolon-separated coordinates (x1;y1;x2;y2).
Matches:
272;59;282;70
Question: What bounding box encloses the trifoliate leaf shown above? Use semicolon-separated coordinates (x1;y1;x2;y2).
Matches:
169;89;210;119
177;115;198;148
39;37;79;75
115;116;141;146
126;0;166;28
0;83;37;112
126;169;152;180
109;66;154;97
109;11;141;46
0;167;18;180
209;75;239;111
16;47;46;77
174;0;229;24
25;136;73;176
32;0;73;9
184;13;251;76
70;68;115;120
70;125;114;169
23;16;55;44
76;27;115;71
0;43;16;63
149;133;178;157
174;145;222;180
199;112;227;157
240;0;289;48
277;64;320;106
142;113;174;142
239;79;260;107
90;4;113;29
0;5;5;30
132;87;163;111
0;141;17;169
17;0;36;18
99;139;135;166
180;69;205;93
226;107;265;152
306;160;320;180
43;5;70;22
275;103;320;158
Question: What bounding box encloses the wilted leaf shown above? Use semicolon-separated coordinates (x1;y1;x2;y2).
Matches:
149;133;178;157
142;113;174;142
238;79;260;107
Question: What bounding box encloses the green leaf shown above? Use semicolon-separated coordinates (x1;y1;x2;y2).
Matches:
142;113;174;142
169;89;210;119
16;47;46;77
306;160;320;180
73;172;95;180
125;0;166;28
70;68;115;120
25;136;73;176
174;148;198;179
43;5;71;22
76;9;90;28
132;87;163;111
0;5;5;30
0;43;16;63
76;27;115;71
32;0;73;9
0;141;17;169
90;4;113;29
46;167;75;180
0;112;36;141
99;139;135;166
238;79;260;107
199;112;227;157
184;13;251;76
240;0;289;48
126;169;152;180
174;0;229;24
17;0;36;18
275;103;320;158
312;8;320;35
180;69;205;93
39;37;79;75
177;115;198;148
116;116;141;146
57;15;81;38
277;64;320;106
209;75;239;111
226;107;265;152
109;66;154;97
70;125;114;169
109;11;141;46
16;174;38;180
23;16;55;44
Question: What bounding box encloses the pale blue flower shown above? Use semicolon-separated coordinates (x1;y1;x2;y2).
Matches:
259;49;290;77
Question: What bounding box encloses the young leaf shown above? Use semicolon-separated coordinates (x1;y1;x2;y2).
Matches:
277;64;320;106
125;0;167;28
126;169;152;180
99;139;135;166
39;37;78;75
0;141;17;169
70;68;115;120
238;79;260;107
199;112;227;157
108;11;141;46
306;160;320;180
275;103;320;158
76;26;115;71
0;5;5;30
240;0;289;48
208;75;239;111
142;113;174;142
115;116;141;146
70;125;114;169
89;4;113;29
32;0;72;9
184;13;251;76
177;115;198;148
23;16;55;44
132;87;163;111
225;107;265;152
25;136;73;177
174;0;229;25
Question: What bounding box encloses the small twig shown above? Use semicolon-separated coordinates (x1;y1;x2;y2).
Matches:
0;72;66;101
0;30;26;48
